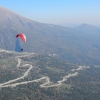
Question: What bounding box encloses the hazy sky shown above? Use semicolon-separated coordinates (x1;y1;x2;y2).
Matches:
0;0;100;25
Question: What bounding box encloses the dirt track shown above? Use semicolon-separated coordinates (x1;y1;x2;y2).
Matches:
0;49;90;88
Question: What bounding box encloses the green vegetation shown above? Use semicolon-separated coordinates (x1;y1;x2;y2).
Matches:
0;52;100;100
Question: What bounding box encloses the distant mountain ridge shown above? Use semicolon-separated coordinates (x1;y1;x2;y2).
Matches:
74;23;100;34
0;6;100;65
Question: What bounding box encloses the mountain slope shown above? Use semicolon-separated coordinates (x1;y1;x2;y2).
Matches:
0;7;100;65
0;6;70;52
0;49;100;100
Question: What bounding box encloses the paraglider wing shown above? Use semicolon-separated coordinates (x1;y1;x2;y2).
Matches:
16;33;26;42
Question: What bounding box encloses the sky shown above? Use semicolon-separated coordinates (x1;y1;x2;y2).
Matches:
0;0;100;26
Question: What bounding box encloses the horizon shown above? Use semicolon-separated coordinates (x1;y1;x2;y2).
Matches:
0;0;100;26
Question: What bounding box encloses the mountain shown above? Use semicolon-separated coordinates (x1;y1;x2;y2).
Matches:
0;50;100;100
0;6;100;65
0;6;71;52
74;23;100;34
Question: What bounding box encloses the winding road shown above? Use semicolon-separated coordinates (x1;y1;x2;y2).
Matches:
0;49;90;89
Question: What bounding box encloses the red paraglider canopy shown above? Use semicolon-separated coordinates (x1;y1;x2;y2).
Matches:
16;33;26;42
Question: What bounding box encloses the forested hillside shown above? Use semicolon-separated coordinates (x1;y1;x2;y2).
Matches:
0;50;100;100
